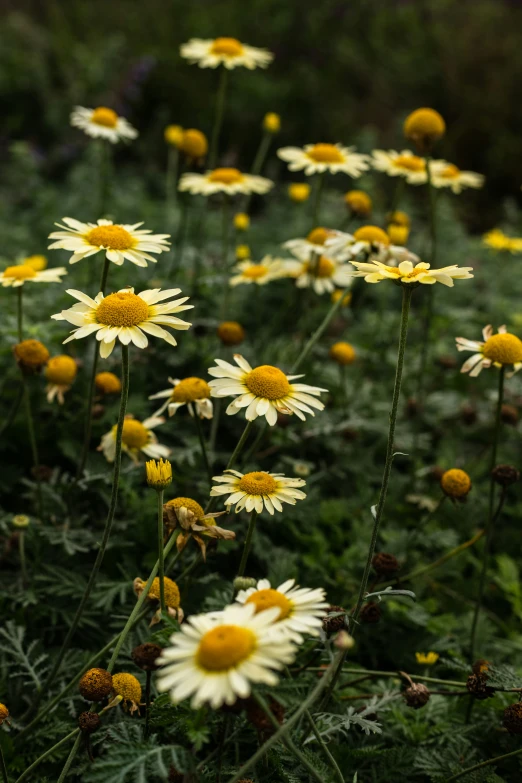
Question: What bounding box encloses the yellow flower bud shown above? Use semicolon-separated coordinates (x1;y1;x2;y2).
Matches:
263;112;281;133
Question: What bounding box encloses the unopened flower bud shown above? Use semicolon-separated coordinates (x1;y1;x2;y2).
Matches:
403;683;430;709
334;630;355;651
491;464;520;487
234;576;257;591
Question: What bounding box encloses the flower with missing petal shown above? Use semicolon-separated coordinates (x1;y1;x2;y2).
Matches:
208;354;327;425
156;603;296;709
277;143;370;177
210;469;306;514
163;496;233;560
179;168;273;197
348;258;473;287
371;149;427;184
456;325;522;377
48;218;170;267
70;106;138;143
429;161;484;193
99;415;170;463
52;287;192;358
149;377;213;419
180;37;273;70
235;578;327;642
230;257;286;286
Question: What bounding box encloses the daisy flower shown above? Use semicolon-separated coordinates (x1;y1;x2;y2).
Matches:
229;257;285;286
149;377;213;419
483;229;522;253
235;578;328;642
371;149;427;185
156;603;296;708
179;168;273;197
277;143;370;177
45;355;78;404
325;226;392;262
99;415;170;463
283;226;337;261
208;354;327;425
210;469;306;514
456;325;522;377
180;37;273;70
283;254;354;296
0;262;66;288
48;218;170;267
51;287;193;358
163;496;234;560
429;161;484;193
347;258;473;287
70;106;138;144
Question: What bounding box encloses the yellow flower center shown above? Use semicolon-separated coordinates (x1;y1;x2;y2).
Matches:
197;625;256;671
353;226;390;246
404;108;446;145
120;419;150;450
4;264;36;280
210;37;244;56
112;673;142;703
288;183;311;202
14;339;50;367
91;107;118;128
208;167;244;185
86;225;134;251
164;124;184;147
345;190;372;215
181;129;208;158
45;355;77;385
388;210;410;227
394;154;425;172
171;377;211;402
309;256;335;278
217;321;245;345
24;255;47;271
399;267;424;279
441;468;471;498
330;342;356;365
246;588;292;620
147;576;180;608
243;264;267;280
483;333;522;365
307;144;344;163
237;471;278;496
95;371;121;394
245;365;290;399
166;496;205;519
96;292;149;327
307;227;330;245
441;163;461;179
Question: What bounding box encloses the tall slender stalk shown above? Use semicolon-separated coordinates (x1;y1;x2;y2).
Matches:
17;287;23;341
236;510;258;577
165;146;179;225
291;284;352;373
194;414;212;486
169;198;190;279
0;746;8;783
42;344;130;693
219;196;232;319
21;377;43;522
14;728;80;783
388;177;405;219
244;131;272;212
209;68;228;169
446;746;522;782
157;488;166;614
311;171;325;227
56;733;82;783
469;366;505;662
205;420;255;514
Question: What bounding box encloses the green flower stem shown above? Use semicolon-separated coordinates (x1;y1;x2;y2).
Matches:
19;530;27;585
236;510;258;578
209;398;221;460
15;609;149;744
107;531;180;672
253;693;326;783
42;344;130;693
157;488;166;614
469;365;505;662
76;256;112;479
205;420;255;514
56;733;82;783
302;667;467;689
144;669;153;739
209;67;228;169
165;146;179;224
0;746;8;783
311;171;325;227
194;414;212;487
0;381;23;439
325;285;413;708
14;728;80;783
17;287;23;341
446;746;522;782
244;131;272;212
291;283;353;374
169;197;190;278
21;374;43;523
389;177;405;219
98;140;111;216
219;196;232;319
425;156;437;264
225;650;345;783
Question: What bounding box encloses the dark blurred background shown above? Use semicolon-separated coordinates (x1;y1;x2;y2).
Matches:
1;0;521;227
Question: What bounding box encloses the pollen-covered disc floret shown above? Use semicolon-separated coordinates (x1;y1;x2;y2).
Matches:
429;160;484;193
456;325;522;377
277;143;370;177
440;469;472;499
230;256;286;287
208;354;327;425
179;168;273;197
236;578;328;642
150;377;213;419
112;673;142;713
344;190;372;216
14;339;50;372
147;577;181;609
45;355;78;404
210;469;306;515
95;371;121;395
52;286;192;359
346;257;473;287
163;497;234;560
48;218;170;267
145;458;173;490
371;150;427;184
99;415;170;464
217;321;245;346
70;106;138;143
156;603;296;709
329;342;356;365
180;128;208;159
0;262;66;288
79;668;113;702
180;37;273;69
403;108;446;151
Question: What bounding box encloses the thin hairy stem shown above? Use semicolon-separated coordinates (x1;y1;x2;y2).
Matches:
446;746;522;782
311;171;325;226
14;729;80;783
157;488;166;614
291;284;352;373
236;510;258;577
194;414;212;486
209;67;228;169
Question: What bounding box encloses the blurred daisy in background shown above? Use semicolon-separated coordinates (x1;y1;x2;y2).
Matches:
429;161;484;193
179;168;273;197
230;257;285;286
52;287;192;358
283;226;336;260
180;37;273;70
483;229;522;253
49;218;170;267
371;149;427;184
150;377;213;419
45;356;78;404
208;354;327;424
278;143;370;177
0;262;66;288
210;469;306;514
283;254;353;296
70;106;138;143
99;415;170;463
